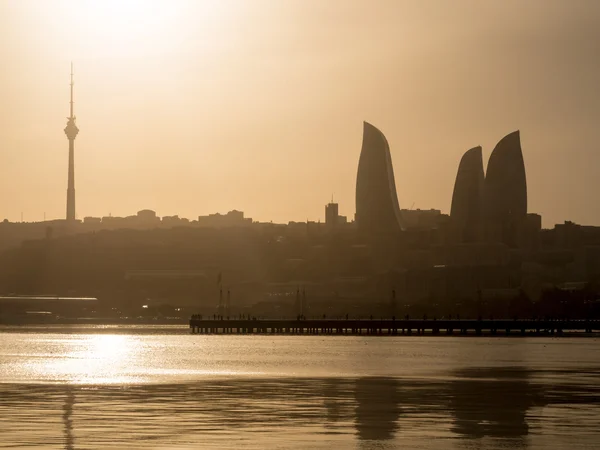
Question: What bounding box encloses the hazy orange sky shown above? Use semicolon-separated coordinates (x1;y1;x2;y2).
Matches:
1;0;599;226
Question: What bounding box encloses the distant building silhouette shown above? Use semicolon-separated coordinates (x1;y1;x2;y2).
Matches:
484;131;527;247
162;215;190;226
450;146;485;242
325;201;338;227
401;208;444;229
197;210;252;228
137;209;159;223
355;122;404;234
83;216;101;224
324;201;347;227
63;63;79;222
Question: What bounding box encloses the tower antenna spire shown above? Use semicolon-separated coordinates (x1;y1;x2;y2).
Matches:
69;62;74;119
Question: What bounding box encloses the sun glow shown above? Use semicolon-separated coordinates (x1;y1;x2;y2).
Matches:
68;0;182;57
82;1;172;36
54;0;231;58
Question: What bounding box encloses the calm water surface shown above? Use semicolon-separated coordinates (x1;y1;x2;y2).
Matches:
0;325;599;449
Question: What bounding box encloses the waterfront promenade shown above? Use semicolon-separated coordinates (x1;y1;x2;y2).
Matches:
189;317;600;336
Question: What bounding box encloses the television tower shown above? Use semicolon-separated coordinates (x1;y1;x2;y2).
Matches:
64;63;79;222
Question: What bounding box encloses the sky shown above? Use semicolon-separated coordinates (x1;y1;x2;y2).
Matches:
0;0;599;227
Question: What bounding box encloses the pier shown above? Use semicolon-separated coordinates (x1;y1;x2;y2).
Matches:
189;318;600;336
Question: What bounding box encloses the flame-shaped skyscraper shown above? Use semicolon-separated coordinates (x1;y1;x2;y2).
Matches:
483;130;528;246
355;122;405;234
450;146;485;242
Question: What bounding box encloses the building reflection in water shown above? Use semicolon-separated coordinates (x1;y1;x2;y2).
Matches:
354;377;401;441
1;369;599;448
322;378;353;427
448;367;541;447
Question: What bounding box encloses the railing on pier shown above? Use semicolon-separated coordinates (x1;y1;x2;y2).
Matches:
189;318;600;336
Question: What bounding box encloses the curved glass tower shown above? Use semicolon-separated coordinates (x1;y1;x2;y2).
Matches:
355;122;404;234
484;130;527;245
450;146;485;242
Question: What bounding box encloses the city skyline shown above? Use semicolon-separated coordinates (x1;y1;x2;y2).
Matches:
1;1;600;227
0;70;585;232
0;99;586;230
1;3;600;450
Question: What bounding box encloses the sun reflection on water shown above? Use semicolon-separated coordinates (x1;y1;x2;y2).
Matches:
27;334;268;384
48;334;142;385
